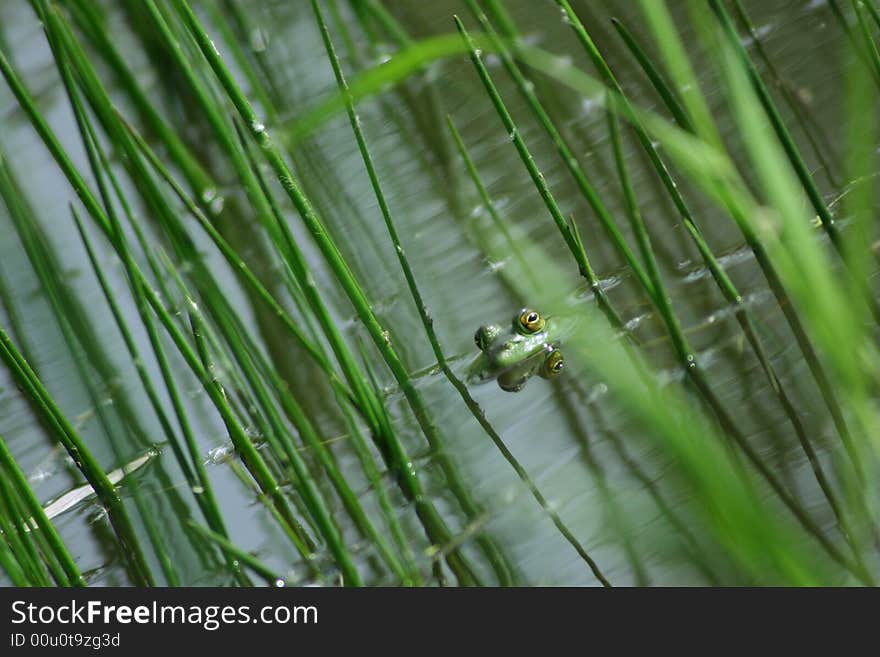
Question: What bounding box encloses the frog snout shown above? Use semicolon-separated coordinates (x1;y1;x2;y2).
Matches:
474;324;502;351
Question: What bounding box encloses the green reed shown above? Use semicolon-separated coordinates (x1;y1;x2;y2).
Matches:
1;0;878;587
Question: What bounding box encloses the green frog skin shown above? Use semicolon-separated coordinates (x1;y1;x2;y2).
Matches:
467;308;568;392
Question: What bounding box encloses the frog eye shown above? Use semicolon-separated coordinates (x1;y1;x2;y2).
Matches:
543;349;565;377
517;308;545;333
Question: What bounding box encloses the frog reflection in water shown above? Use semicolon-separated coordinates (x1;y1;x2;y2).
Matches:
467;308;568;392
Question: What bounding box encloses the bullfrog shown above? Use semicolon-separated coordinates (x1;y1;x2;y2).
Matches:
467;308;569;392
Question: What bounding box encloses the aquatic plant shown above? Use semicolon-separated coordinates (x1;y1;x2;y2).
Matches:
0;0;877;586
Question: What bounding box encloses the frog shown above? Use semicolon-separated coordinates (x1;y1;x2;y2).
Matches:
467;308;569;392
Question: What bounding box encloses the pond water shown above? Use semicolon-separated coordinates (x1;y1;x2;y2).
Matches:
0;0;866;585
